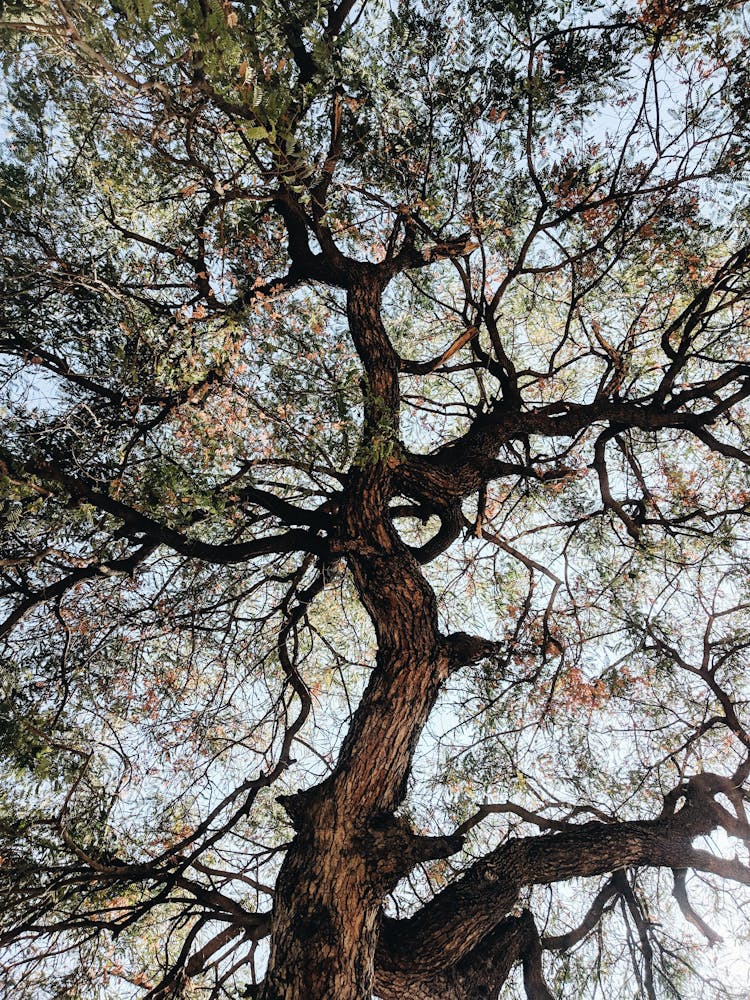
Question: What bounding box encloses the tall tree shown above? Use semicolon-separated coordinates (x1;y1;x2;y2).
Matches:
2;1;750;997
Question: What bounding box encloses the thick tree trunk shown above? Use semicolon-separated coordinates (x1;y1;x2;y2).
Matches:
260;639;452;1000
375;912;550;1000
259;274;452;1000
258;816;381;999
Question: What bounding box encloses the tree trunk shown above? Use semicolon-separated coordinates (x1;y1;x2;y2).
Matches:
258;812;381;999
260;274;452;1000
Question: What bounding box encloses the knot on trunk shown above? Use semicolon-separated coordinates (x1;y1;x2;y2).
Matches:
363;813;465;892
445;631;504;671
277;787;321;831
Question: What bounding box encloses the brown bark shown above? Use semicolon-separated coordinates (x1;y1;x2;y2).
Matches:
259;274;460;1000
376;911;552;1000
6;10;750;1000
376;790;747;985
393;382;750;515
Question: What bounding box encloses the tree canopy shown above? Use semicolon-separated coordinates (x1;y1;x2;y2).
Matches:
2;0;750;997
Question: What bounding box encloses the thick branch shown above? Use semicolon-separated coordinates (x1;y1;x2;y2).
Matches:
0;450;326;564
376;911;552;1000
377;787;749;979
394;387;750;509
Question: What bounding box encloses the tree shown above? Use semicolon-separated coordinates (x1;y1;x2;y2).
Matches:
2;0;750;996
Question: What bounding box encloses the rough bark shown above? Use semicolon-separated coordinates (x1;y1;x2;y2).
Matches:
376;911;553;1000
259;275;461;1000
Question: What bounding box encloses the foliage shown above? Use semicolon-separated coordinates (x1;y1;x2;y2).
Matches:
2;1;750;998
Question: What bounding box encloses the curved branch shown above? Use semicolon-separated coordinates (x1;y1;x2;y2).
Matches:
671;869;722;945
0;541;156;639
0;450;328;563
378;778;750;979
